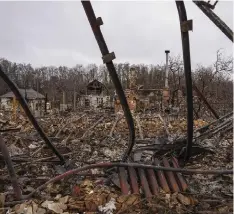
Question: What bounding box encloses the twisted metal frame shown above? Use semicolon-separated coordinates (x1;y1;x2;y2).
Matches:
81;0;233;162
0;0;232;163
0;0;233;202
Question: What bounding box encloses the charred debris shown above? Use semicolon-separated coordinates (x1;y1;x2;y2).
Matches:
0;0;233;213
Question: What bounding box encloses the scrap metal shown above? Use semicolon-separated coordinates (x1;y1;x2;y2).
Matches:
81;1;135;162
0;0;233;204
0;135;22;200
1;158;232;204
0;66;65;164
23;161;233;200
82;0;229;162
176;1;194;161
193;0;233;42
196;111;233;134
195;113;233;140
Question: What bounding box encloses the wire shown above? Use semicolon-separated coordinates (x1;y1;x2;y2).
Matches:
24;161;233;199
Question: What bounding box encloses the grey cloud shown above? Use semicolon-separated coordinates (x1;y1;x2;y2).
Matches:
0;1;232;68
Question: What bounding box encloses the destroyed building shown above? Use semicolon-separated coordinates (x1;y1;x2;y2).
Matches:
114;66;185;113
0;1;233;213
0;88;46;116
78;79;111;109
114;50;188;114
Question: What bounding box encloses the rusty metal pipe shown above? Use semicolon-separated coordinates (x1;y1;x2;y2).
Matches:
162;157;180;192
171;157;188;191
138;168;152;198
146;169;159;195
24;161;233;199
154;158;170;193
176;1;194;162
196;111;233;133
118;167;129;195
0;135;22;200
81;1;135;161
0;66;65;164
128;167;139;194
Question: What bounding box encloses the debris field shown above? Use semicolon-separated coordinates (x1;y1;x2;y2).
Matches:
0;109;232;214
0;0;233;213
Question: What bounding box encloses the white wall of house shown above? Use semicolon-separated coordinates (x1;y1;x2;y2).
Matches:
0;98;45;113
78;95;111;108
0;98;11;110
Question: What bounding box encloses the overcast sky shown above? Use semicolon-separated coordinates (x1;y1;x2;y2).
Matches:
0;1;233;69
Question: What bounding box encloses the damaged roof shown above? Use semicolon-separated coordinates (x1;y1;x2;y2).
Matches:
0;88;45;100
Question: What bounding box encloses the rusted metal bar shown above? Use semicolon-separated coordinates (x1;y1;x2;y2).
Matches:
196;111;233;133
193;0;233;42
210;119;232;136
196;116;233;140
81;1;135;161
0;66;65;164
138;168;152;198
0;135;22;200
146;169;159;195
118;167;129;195
199;0;218;9
171;157;188;191
24;162;232;199
176;1;194;162
154;158;170;193
162;157;180;192
220;125;233;136
128;167;139;194
193;84;219;119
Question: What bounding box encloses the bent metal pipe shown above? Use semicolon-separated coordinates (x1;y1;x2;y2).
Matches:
0;66;65;164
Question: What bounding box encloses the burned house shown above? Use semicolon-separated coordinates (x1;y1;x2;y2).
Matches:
114;51;185;114
114;67;169;113
78;79;111;109
0;88;46;117
115;87;171;113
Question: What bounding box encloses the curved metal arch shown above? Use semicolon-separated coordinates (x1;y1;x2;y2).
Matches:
176;1;194;161
81;0;195;162
81;1;135;162
2;1;230;164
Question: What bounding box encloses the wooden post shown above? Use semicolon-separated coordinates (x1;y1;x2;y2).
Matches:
62;91;66;111
44;93;47;113
19;101;24;114
12;97;17;121
73;91;77;111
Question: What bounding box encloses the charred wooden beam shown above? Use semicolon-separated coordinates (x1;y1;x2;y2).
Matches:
193;84;219;119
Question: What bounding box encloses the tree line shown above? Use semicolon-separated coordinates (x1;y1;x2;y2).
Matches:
0;49;233;115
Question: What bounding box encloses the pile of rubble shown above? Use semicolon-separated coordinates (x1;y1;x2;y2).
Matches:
0;109;233;214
